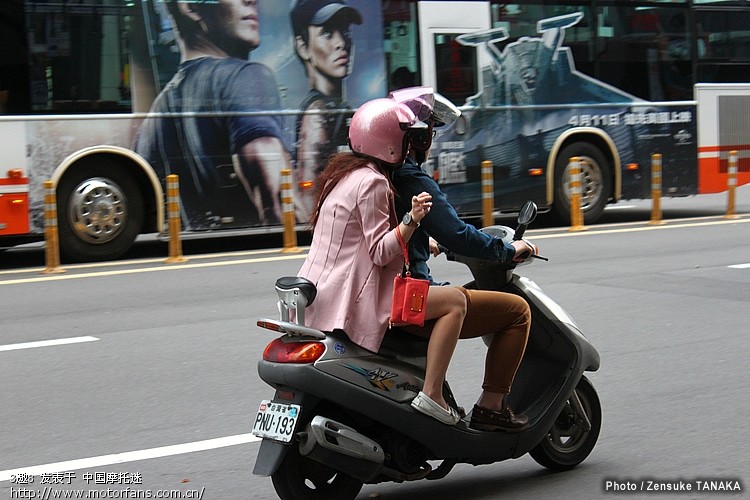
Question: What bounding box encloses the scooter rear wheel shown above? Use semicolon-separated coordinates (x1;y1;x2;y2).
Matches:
529;376;601;471
271;441;364;500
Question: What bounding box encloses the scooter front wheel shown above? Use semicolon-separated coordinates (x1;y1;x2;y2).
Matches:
271;441;364;500
529;376;601;471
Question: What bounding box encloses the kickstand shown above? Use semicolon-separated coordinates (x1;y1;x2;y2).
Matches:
426;460;457;480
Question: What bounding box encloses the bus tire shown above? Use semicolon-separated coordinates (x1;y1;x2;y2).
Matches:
553;142;611;225
57;164;144;262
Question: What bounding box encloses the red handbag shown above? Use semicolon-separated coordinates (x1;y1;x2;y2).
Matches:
390;228;430;327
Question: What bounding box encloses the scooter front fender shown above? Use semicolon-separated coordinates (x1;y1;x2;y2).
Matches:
515;275;600;372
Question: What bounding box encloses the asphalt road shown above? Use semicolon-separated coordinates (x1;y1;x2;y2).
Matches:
1;189;749;499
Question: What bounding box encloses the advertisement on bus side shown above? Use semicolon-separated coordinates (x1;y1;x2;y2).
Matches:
23;2;697;234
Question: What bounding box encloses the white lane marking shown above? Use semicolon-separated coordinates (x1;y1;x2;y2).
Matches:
604;204;636;210
0;253;308;286
0;247;298;276
729;263;750;269
0;336;99;352
0;434;261;482
533;217;750;239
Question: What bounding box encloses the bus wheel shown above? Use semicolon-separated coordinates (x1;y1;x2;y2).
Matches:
553;142;611;225
57;165;144;262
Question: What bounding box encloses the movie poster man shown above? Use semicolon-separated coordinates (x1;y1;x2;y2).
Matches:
131;0;384;230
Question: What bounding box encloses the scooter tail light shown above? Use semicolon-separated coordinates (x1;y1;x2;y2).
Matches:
263;338;326;363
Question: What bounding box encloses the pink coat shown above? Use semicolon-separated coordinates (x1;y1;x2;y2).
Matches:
298;163;404;352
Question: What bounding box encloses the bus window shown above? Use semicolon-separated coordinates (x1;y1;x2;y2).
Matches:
383;0;420;92
491;2;703;101
0;1;28;114
25;2;132;113
434;34;477;105
695;8;750;84
594;5;692;101
491;2;591;40
490;1;595;104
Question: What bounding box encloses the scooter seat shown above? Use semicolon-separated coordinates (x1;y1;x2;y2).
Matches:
378;327;429;359
275;276;317;305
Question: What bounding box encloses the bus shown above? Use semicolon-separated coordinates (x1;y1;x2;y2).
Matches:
1;0;749;262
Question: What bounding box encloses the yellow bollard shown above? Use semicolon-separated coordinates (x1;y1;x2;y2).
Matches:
164;174;187;263
725;150;739;219
280;169;300;253
648;153;665;225
568;157;586;232
481;160;494;228
41;180;65;274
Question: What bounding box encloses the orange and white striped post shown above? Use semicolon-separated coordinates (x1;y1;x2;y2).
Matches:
481;160;494;227
280;169;300;253
42;180;65;274
568;157;586;232
164;174;187;263
725;150;739;219
648;153;664;225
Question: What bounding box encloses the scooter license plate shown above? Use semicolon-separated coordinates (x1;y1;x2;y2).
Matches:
251;400;300;443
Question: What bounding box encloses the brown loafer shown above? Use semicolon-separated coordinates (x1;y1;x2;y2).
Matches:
469;404;529;432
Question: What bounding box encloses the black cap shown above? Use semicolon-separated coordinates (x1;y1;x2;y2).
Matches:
290;0;362;36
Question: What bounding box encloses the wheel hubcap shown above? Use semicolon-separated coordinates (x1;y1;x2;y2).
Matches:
68;178;127;244
563;156;603;210
546;389;590;453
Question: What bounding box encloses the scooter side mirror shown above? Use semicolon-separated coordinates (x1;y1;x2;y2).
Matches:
514;201;537;241
517;201;537;226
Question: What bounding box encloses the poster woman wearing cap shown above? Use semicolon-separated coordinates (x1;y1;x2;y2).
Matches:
290;0;362;218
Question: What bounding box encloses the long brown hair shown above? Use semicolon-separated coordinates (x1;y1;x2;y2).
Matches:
308;153;393;228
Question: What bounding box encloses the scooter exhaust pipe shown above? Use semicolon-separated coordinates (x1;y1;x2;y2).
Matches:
298;416;385;481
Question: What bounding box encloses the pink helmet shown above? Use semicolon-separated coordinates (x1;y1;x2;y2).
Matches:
349;98;418;165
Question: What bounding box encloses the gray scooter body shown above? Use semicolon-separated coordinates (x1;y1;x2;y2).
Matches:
253;220;600;487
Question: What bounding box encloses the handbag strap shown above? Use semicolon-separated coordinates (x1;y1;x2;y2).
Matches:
395;227;411;277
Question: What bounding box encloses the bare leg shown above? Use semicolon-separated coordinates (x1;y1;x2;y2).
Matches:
419;286;466;409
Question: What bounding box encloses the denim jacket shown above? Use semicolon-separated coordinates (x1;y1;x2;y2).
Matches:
391;157;515;282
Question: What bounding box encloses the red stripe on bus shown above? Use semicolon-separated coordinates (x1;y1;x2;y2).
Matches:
698;156;750;194
0;178;30;185
698;144;750;154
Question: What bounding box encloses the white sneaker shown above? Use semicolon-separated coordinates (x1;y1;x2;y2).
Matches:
411;391;460;425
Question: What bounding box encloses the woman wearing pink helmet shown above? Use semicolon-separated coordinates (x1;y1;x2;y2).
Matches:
297;98;466;425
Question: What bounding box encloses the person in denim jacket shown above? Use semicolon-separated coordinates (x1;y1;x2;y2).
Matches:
391;89;537;432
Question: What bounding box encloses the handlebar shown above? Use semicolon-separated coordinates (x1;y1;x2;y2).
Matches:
513;224;528;242
438;242;548;263
436;200;548;264
518;251;549;262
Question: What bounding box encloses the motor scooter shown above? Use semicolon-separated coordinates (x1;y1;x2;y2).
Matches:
251;201;601;500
